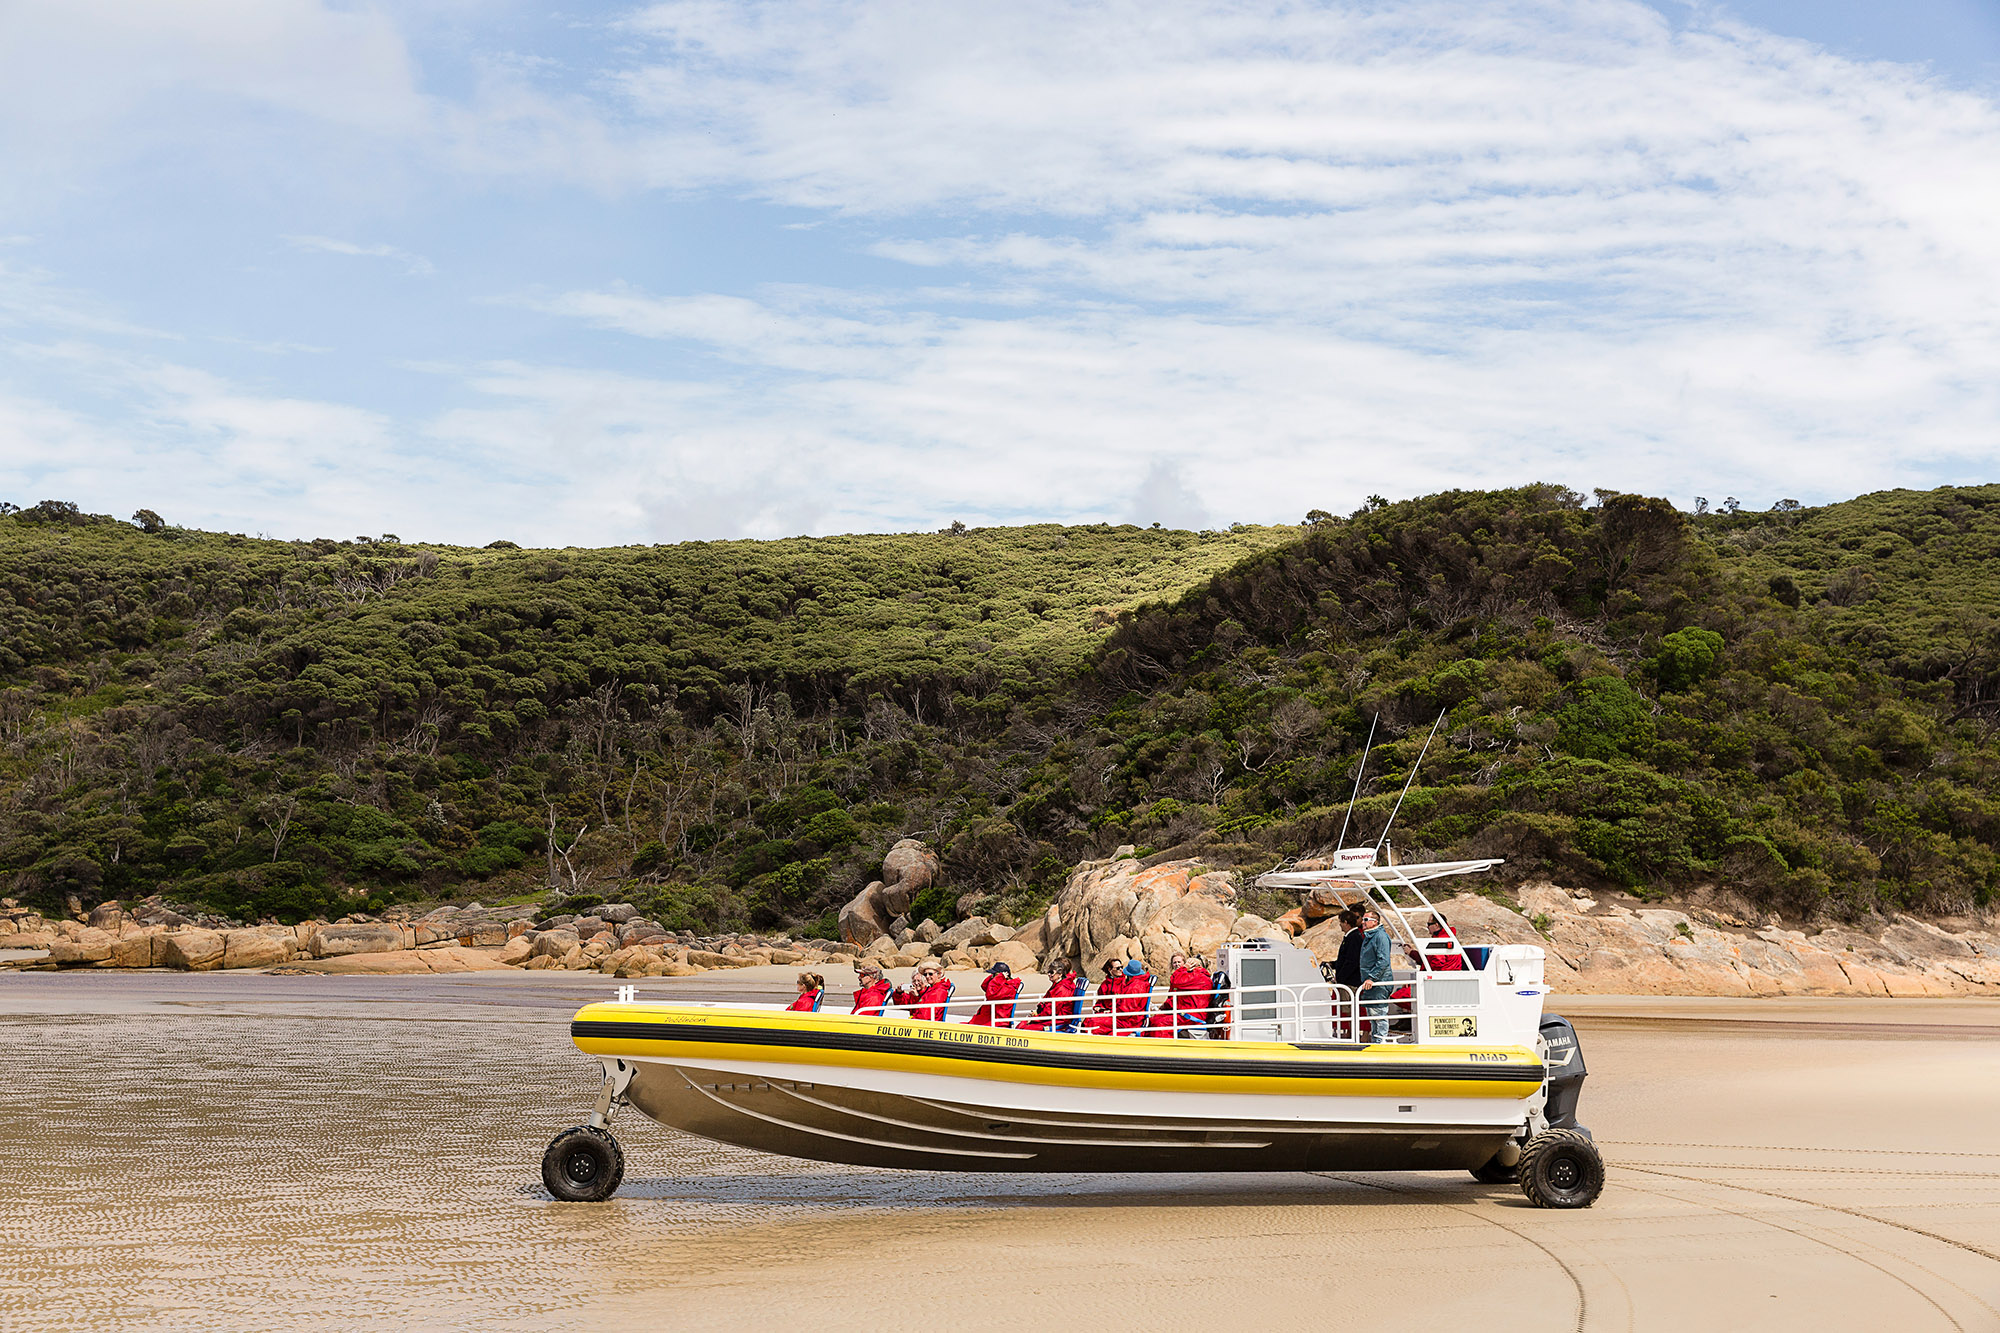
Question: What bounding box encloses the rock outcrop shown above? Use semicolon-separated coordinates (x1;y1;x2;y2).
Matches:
839;838;940;943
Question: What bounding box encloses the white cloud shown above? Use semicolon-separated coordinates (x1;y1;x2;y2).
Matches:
284;235;434;276
2;0;1998;542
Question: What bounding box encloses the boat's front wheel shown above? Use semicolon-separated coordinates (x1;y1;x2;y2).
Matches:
542;1125;625;1202
1517;1128;1603;1209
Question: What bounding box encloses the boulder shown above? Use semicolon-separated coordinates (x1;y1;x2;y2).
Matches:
598;903;640;924
109;930;157;968
460;922;508;948
839;884;895;946
686;949;762;969
967;922;1015;948
940;948;978;970
158;928;226;971
311;923;411;958
1043;856;1243;971
221;929;295;970
862;935;897;959
86;903;124;931
985;940;1039;976
529;930;580;960
915;918;942;943
497;936;534;966
48;927;115;965
1008;917;1047;959
935;917;992;953
878;839;940;916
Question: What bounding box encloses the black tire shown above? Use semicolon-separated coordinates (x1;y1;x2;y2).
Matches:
1518;1129;1603;1209
1470;1153;1519;1184
542;1125;625;1202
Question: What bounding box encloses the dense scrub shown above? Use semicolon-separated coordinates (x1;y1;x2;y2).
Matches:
3;484;1997;928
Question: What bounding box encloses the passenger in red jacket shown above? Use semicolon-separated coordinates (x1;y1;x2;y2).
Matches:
850;962;893;1016
1022;963;1087;1032
1424;916;1467;971
786;971;826;1012
1167;953;1213;1037
1113;959;1155;1036
893;963;954;1022
970;962;1023;1026
1082;958;1124;1035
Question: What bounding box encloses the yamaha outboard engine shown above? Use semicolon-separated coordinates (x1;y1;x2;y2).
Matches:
1538;1014;1588;1134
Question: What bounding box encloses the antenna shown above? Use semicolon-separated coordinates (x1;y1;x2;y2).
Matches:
1333;714;1377;852
1374;710;1446;858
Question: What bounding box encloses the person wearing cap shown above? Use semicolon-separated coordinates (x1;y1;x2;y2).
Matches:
850;962;893;1016
970;961;1023;1026
1113;959;1156;1036
893;961;954;1022
1166;951;1212;1037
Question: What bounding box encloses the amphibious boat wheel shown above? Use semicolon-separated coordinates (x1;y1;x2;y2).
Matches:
1516;1129;1604;1209
542;1125;625;1202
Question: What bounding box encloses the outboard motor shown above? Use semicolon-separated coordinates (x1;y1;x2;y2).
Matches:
1538;1014;1588;1134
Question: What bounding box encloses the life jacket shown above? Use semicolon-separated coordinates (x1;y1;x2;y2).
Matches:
1169;965;1212;1033
1426;924;1467;971
1082;974;1122;1035
1023;972;1084;1031
1113;974;1154;1035
850;979;893;1016
900;977;953;1022
970;973;1022;1026
786;988;824;1012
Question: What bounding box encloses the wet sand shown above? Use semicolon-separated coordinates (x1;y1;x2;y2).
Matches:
3;973;1996;1332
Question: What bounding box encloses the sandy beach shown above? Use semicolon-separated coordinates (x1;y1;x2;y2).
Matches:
3;971;1996;1331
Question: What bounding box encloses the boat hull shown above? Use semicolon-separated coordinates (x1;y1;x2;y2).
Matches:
573;1004;1545;1174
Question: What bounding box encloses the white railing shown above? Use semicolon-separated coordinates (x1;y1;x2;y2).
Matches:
613;978;1438;1042
791;981;1422;1042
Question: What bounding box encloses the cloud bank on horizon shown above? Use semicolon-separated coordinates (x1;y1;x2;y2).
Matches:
0;0;1996;546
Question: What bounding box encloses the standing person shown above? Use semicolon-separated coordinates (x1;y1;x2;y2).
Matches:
850;962;893;1016
894;962;954;1022
1356;907;1397;1043
1167;951;1212;1038
970;962;1023;1026
786;971;826;1012
1333;907;1364;1038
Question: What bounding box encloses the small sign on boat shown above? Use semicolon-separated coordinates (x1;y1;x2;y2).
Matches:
1429;1015;1478;1039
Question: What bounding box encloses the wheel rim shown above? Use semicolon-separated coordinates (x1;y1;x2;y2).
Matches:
1548;1155;1581;1192
564;1149;599;1184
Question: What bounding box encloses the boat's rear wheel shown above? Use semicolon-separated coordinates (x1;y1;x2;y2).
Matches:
1517;1128;1603;1209
542;1125;625;1202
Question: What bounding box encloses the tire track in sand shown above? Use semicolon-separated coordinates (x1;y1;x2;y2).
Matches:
1614;1169;1992;1331
1311;1172;1616;1333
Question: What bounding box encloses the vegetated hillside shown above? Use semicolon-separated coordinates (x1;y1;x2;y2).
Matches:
3;484;1996;933
0;503;1288;924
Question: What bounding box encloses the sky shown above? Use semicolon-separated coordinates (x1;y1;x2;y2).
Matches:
1;0;1997;547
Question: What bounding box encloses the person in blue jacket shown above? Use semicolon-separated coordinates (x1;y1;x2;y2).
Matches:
1356;907;1396;1043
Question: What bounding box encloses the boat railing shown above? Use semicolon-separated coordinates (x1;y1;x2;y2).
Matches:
847;980;1411;1041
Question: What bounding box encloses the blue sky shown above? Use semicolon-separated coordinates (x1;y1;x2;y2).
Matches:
2;0;1997;546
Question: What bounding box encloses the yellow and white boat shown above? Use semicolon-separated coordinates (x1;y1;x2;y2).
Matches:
541;855;1603;1208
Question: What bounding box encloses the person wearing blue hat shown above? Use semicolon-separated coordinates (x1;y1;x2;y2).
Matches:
1114;958;1155;1035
